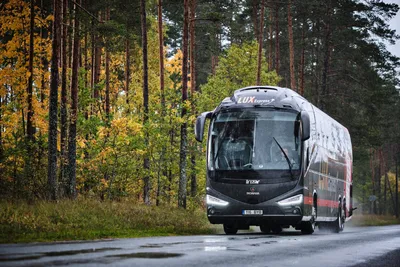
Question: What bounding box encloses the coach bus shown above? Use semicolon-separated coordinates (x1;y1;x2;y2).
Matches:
195;86;353;235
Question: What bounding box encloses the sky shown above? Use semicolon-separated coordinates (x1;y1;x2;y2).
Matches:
384;0;400;59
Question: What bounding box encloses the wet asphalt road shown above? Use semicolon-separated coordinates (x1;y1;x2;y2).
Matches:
1;225;400;267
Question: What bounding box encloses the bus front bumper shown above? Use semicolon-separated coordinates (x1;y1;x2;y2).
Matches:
206;193;304;226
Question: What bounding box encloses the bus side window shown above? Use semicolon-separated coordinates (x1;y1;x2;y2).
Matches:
306;147;310;168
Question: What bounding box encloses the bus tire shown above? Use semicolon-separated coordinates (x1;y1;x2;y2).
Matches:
334;201;345;233
260;225;271;234
223;224;238;235
271;225;282;234
301;199;316;234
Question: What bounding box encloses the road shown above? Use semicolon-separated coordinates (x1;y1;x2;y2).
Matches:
1;225;400;267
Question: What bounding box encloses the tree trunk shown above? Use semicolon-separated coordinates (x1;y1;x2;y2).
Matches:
256;0;265;85
313;20;321;106
27;0;35;143
157;0;165;206
91;20;95;96
0;97;3;166
48;0;62;200
141;0;151;205
268;7;273;71
274;4;280;75
105;8;110;121
125;38;130;106
299;17;305;96
67;0;80;199
189;0;197;198
60;0;68;197
384;171;387;215
25;0;36;194
321;4;332;110
189;0;196;95
93;14;102;100
158;0;165;111
178;0;189;209
287;0;295;91
396;156;399;218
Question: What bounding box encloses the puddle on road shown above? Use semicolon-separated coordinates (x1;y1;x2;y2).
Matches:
108;252;184;259
247;240;278;247
261;241;278;245
0;247;122;262
204;246;227;252
140;240;203;248
139;235;278;249
228;236;276;241
0;254;43;262
140;244;164;248
204;246;245;252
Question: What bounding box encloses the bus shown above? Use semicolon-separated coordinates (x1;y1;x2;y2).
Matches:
195;86;353;235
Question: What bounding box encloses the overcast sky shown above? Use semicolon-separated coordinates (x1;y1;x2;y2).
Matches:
384;0;400;58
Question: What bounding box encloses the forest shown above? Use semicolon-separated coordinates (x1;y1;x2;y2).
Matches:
0;0;399;217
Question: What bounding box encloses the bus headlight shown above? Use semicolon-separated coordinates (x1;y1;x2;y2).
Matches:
278;194;303;206
206;195;229;206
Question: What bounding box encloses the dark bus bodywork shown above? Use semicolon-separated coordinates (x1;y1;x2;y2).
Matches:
195;86;353;234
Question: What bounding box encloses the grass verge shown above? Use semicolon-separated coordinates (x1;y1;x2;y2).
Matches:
0;198;216;244
348;214;400;227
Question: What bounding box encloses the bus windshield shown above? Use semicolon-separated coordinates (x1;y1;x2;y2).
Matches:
208;109;301;171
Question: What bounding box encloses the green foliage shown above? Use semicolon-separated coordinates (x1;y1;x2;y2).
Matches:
199;42;280;111
0;198;214;243
349;214;400;227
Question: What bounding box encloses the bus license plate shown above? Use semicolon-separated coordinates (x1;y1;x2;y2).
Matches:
242;210;263;215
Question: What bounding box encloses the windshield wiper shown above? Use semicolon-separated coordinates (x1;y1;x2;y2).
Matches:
273;137;294;180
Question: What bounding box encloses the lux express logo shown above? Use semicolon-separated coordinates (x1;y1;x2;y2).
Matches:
237;96;275;104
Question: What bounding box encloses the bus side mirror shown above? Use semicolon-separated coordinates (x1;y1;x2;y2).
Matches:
195;112;211;142
301;111;310;141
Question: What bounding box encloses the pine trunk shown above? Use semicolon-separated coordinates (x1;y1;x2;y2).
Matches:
189;0;196;95
321;4;332;110
125;38;130;106
268;8;273;71
25;0;36;191
158;0;165;110
141;0;151;205
0;97;3;165
48;0;62;200
67;0;80;199
396;156;398;218
157;0;165;206
93;13;102;100
274;4;280;75
299;18;305;96
178;0;189;209
105;8;110;121
189;0;197;198
287;0;295;91
60;0;68;196
27;0;35;142
256;0;265;85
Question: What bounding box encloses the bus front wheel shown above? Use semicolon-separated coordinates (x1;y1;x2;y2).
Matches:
223;224;238;235
260;225;271;234
271;225;282;234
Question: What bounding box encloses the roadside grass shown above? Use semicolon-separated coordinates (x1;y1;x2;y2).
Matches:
348;214;400;227
0;198;216;244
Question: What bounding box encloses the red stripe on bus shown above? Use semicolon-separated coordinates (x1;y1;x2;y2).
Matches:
304;196;339;208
